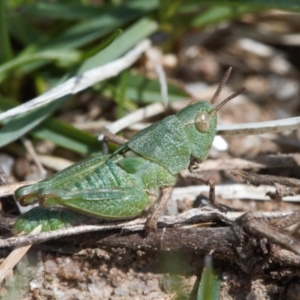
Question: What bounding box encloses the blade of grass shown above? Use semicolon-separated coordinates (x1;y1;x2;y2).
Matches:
7;14;43;45
0;49;81;81
115;69;130;119
44;13;140;51
0;97;101;154
5;1;157;76
0;1;13;63
82;29;123;60
197;255;221;300
22;1;158;20
77;17;157;73
190;5;256;28
32;119;101;155
0;96;69;148
103;73;189;105
97;72;189;119
0;18;157;148
185;0;300;10
159;0;182;21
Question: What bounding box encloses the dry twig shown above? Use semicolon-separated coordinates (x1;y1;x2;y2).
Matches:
0;210;294;249
195;153;300;171
232;171;300;199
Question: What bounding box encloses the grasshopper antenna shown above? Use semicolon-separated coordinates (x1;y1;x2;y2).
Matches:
214;87;246;112
210;66;232;105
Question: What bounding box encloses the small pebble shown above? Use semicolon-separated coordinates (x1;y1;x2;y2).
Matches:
114;283;130;296
0;154;14;177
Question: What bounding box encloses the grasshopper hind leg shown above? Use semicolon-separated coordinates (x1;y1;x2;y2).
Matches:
145;186;173;232
37;186;151;220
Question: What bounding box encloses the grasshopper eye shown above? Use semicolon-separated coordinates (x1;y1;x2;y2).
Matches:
195;111;210;132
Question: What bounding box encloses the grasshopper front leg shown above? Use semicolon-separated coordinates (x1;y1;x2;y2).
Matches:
180;169;227;212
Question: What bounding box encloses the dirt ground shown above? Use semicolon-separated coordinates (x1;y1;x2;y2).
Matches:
1;11;300;300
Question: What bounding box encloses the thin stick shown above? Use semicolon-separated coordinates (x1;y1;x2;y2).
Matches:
0;211;294;249
21;137;47;178
172;184;300;202
0;166;7;186
0;181;37;197
146;47;168;107
217;116;300;136
98;103;165;140
194;154;300;171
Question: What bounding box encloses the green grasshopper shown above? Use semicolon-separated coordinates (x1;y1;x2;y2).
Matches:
13;67;245;234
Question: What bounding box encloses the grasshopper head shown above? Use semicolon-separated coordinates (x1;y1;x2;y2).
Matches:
177;67;245;162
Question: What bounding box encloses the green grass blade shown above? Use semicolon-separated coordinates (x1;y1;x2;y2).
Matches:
105;73;189;105
115;69;130;119
0;49;81;80
22;1;158;20
184;0;300;10
197;256;221;300
0;96;69;149
7;14;43;45
0;1;13;63
159;0;182;21
5;2;157;77
190;5;254;27
83;29;123;60
32;119;101;154
0;18;157;149
0;97;101;154
22;2;109;20
78;17;157;73
37;2;157;51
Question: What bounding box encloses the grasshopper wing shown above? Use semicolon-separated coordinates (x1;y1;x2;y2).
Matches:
128;115;191;175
